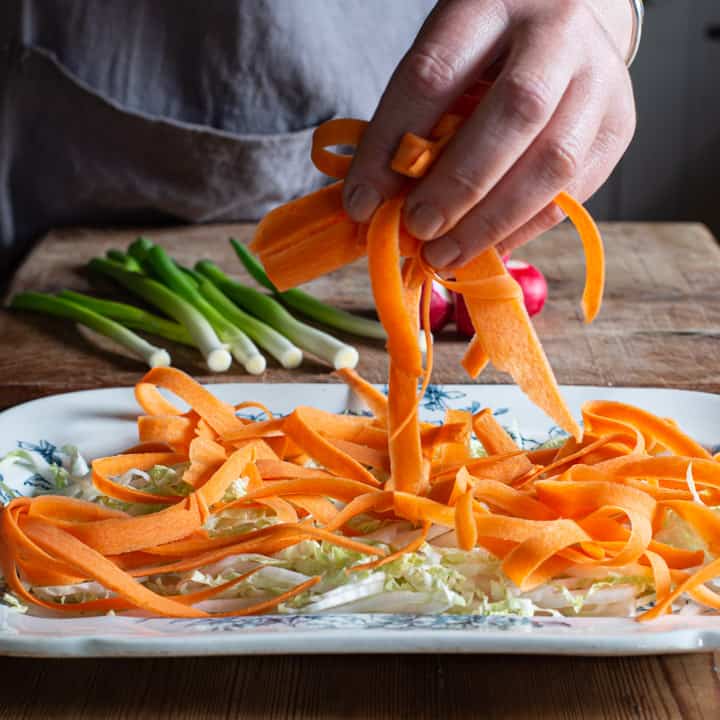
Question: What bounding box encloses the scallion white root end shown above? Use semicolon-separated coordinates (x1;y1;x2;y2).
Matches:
207;348;233;373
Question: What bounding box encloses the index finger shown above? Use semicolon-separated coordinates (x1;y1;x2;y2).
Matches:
343;0;509;222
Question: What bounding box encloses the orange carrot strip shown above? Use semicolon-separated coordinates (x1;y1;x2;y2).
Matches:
22;517;207;617
553;191;605;323
234;401;274;419
601;456;720;489
1;499;87;588
323;436;390;471
639;555;720;621
393;492;456;528
455;490;478;550
311;118;368;178
283;407;380;486
526;448;558;465
471;408;522;455
187;444;254;509
141;524;293;557
138;415;197;453
91;452;188;505
350;522;431;573
659;500;720;555
250;181;345;252
287;495;339;525
431;452;530;485
501;519;592;591
535;478;656;519
325;491;394;532
221;417;286;444
461;335;490;379
293;524;385;557
212;576;321;617
517;433;634;486
64;493;206;556
256;497;298;524
367;196;422;377
182;437;228;488
435;409;472;466
456;250;582;440
275;407;387;449
260;218;367;292
135;382;184;416
256;459;335;480
219;477;378;507
335;368;388;424
470;478;556;521
429;466;470;506
141;368;244;437
27;495;128;523
583;401;711;459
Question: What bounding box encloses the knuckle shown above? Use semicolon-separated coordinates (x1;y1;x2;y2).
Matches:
543;203;567;228
540;138;581;184
444;163;488;205
403;43;460;101
501;72;553;127
471;212;507;247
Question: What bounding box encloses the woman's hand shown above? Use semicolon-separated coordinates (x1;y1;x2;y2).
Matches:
343;0;637;268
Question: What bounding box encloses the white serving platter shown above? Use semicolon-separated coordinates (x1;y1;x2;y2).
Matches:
1;382;718;657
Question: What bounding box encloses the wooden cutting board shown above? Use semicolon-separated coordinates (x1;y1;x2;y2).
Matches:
1;221;719;411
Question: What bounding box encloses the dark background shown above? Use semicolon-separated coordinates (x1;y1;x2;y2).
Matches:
588;0;720;237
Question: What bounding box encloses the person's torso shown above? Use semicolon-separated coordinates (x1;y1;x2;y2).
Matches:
0;0;434;275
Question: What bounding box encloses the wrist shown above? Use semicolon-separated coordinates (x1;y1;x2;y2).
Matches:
585;0;636;64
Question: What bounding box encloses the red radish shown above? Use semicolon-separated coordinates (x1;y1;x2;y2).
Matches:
505;259;547;317
420;280;454;333
453;259;548;336
454;294;474;337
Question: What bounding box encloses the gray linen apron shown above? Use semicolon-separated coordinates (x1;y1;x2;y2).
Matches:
0;0;434;279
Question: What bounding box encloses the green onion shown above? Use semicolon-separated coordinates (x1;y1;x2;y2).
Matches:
196;260;359;370
231;238;386;340
196;276;303;369
10;292;171;368
105;250;144;273
127;236;154;265
146;246;266;375
58;290;195;346
88;258;232;372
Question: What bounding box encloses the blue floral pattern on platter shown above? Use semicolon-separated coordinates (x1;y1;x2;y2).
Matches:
160;613;572;633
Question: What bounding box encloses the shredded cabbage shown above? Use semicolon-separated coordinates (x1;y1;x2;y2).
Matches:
3;422;713;619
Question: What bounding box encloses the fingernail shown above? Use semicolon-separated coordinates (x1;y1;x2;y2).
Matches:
423;236;461;269
345;184;382;222
405;202;445;240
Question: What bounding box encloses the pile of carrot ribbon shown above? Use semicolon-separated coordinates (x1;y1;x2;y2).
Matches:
2;84;719;620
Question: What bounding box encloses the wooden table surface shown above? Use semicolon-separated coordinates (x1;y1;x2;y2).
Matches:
1;221;720;719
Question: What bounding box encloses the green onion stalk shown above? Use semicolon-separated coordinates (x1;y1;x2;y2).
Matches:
58;291;195;346
88;258;232;372
195;260;359;370
145;246;266;375
196;277;302;369
10;292;171;368
231;238;386;341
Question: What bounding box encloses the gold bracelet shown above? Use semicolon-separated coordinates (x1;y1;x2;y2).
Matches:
626;0;644;67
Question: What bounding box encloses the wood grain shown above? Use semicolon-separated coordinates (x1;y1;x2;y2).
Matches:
0;653;718;720
2;221;720;410
1;221;719;719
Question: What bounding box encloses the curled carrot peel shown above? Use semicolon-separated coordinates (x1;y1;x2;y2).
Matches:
2;367;720;620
